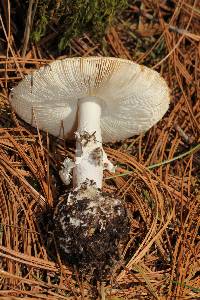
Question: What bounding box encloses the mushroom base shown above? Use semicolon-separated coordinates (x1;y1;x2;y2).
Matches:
54;181;130;278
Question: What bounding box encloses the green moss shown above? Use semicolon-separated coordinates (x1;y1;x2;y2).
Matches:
32;15;49;42
31;0;128;50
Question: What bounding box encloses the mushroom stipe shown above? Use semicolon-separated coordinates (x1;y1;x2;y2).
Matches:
10;56;170;278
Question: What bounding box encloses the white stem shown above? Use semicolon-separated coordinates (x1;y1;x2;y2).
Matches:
73;97;103;189
59;97;116;187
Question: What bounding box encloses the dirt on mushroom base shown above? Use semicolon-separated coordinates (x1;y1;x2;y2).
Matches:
54;180;130;279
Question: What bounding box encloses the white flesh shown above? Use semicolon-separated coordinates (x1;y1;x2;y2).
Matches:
73;98;104;189
60;97;115;188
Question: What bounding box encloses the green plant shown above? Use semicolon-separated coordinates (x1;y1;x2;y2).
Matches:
31;0;128;50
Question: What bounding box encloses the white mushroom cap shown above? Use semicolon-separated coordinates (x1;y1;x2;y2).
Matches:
10;57;170;142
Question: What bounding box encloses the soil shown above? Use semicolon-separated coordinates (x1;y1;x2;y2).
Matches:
54;180;130;279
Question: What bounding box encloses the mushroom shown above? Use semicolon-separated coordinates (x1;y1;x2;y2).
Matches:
10;57;170;276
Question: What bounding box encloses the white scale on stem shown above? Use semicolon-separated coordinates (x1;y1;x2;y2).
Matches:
60;97;115;188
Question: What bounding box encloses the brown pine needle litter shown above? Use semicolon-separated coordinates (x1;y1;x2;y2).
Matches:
0;0;200;299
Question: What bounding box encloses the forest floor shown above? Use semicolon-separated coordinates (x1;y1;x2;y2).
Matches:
0;1;200;299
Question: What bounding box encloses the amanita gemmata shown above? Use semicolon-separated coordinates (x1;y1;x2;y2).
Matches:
10;57;170;276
